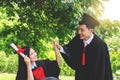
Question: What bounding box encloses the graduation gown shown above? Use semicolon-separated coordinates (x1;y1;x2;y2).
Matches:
61;34;113;80
33;59;60;80
16;59;60;80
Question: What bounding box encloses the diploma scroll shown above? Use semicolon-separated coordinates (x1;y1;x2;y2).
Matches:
10;43;25;58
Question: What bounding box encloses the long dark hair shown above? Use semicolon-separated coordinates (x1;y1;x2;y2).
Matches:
16;46;31;80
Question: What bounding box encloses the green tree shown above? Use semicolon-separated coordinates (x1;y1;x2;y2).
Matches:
0;0;109;75
0;0;104;55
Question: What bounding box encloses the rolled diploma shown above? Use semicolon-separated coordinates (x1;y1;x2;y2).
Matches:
10;43;25;58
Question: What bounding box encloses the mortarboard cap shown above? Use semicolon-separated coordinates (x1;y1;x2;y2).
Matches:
79;13;100;29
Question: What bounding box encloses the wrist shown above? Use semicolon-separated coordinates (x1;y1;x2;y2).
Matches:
26;62;31;66
58;45;61;50
27;64;31;68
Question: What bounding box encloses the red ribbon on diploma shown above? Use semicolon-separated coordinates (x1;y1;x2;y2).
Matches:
17;45;26;54
10;43;26;58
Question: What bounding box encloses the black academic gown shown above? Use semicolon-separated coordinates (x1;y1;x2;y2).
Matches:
16;59;60;80
61;34;113;80
33;59;60;80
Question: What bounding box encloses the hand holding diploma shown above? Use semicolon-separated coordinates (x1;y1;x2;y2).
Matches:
10;43;26;58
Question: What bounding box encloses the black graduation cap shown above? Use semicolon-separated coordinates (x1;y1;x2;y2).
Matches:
79;13;100;29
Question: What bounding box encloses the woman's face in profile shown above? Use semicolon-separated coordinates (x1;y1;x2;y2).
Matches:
29;48;37;62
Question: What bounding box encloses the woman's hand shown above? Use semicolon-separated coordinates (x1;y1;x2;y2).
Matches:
24;56;31;66
24;56;34;80
51;39;61;50
51;38;62;66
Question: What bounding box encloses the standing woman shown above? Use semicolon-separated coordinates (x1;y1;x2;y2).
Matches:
16;41;61;80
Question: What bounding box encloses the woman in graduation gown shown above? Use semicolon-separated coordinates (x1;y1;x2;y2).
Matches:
53;13;113;80
16;41;61;80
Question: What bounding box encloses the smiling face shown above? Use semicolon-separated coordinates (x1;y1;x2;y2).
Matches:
29;48;38;63
78;24;93;40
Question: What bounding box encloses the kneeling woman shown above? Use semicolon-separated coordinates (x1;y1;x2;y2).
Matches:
16;42;61;80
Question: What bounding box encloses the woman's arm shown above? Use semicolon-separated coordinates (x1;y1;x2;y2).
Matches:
24;56;34;80
52;39;62;66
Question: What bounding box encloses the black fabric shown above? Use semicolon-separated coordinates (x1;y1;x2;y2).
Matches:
61;34;113;80
35;59;60;79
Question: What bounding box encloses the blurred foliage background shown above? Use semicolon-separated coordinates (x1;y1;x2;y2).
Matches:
0;0;120;77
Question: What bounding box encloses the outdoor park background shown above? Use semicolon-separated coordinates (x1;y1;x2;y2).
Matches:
0;0;120;80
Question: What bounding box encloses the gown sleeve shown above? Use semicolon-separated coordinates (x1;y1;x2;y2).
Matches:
36;59;60;78
104;43;113;80
60;34;82;70
95;42;113;80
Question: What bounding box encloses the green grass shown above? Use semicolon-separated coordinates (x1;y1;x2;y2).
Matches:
1;73;120;80
0;73;74;80
59;75;74;80
0;73;15;80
